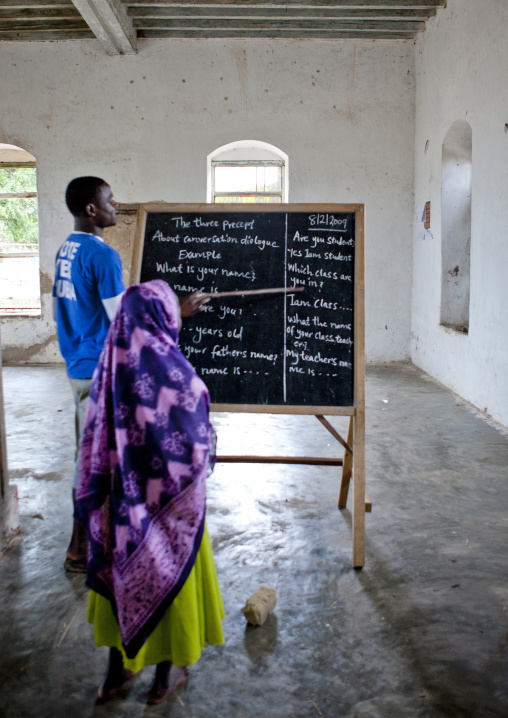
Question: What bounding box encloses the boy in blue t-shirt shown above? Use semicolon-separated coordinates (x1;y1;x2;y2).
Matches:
54;177;209;573
53;176;125;572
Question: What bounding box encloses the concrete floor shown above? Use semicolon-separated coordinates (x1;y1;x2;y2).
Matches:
0;363;507;718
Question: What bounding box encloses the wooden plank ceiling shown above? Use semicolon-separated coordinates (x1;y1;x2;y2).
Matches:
0;0;446;53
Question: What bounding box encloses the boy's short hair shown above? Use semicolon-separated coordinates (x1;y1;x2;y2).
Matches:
65;176;107;216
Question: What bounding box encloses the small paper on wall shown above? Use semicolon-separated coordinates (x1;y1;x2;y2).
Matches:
417;204;434;241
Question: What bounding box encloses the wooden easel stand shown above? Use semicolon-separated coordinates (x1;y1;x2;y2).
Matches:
217;414;371;510
131;202;368;567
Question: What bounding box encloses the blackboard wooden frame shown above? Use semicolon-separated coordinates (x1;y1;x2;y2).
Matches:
131;203;367;567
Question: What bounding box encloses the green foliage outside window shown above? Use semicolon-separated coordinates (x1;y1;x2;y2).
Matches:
0;168;38;245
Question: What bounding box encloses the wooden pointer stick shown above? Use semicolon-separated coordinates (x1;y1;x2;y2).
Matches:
197;286;304;300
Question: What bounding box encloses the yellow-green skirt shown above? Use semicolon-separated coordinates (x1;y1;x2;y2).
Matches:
87;524;225;671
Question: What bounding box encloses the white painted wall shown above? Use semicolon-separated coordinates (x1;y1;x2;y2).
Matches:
412;0;508;427
0;38;414;365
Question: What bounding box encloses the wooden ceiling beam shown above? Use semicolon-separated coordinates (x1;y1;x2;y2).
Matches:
0;0;76;6
137;28;417;38
0;18;87;28
135;18;425;30
0;27;92;37
131;7;436;19
0;7;81;17
128;0;445;7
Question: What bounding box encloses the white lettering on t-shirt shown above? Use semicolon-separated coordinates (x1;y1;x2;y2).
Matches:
55;240;81;302
59;240;80;260
60;259;71;279
56;279;76;300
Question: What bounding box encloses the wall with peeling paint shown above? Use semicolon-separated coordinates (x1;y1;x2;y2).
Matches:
0;39;414;366
412;0;508;427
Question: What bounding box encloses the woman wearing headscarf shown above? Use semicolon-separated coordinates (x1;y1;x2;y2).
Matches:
75;280;224;704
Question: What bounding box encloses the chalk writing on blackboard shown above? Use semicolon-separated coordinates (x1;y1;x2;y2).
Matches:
139;210;355;407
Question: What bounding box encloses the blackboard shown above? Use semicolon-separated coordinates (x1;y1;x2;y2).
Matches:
132;204;364;413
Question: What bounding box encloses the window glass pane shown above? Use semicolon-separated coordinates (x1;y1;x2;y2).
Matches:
0;255;41;311
0;167;37;193
256;166;281;193
0;166;40;312
215;165;282;194
0;168;38;245
213;161;283;203
215;166;258;193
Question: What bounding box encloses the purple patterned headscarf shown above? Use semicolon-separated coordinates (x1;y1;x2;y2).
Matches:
75;280;212;658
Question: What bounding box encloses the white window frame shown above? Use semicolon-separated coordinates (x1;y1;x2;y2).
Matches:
0;161;41;315
211;159;285;204
207;140;289;203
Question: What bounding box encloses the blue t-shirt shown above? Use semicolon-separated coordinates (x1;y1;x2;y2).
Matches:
52;232;125;379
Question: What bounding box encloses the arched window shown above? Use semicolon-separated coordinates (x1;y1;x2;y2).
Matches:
440;121;472;333
0;143;40;316
207;140;288;204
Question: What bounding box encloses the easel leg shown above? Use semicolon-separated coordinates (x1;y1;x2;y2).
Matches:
352;410;366;568
338;416;354;509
